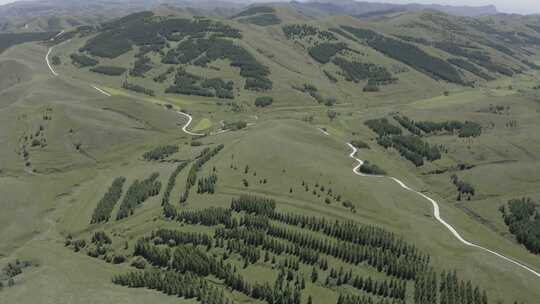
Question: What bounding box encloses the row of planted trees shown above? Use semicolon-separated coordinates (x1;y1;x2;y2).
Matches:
115;196;495;304
180;144;224;203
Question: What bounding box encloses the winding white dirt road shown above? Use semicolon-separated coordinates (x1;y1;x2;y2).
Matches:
177;111;204;136
52;30;65;40
91;85;112;97
347;143;540;279
44;42;216;137
46;48;200;135
45;32;67;76
45;47;59;76
318;128;330;136
46;44;110;97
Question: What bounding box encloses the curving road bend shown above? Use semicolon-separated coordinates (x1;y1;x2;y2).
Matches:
347;143;540;279
45;32;67;76
46;42;110;97
176;111;205;136
45;46;59;76
44;42;220;137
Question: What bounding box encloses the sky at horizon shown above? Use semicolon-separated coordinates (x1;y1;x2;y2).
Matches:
0;0;538;15
380;0;540;15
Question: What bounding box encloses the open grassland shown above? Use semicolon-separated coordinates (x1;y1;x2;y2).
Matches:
3;114;540;304
1;10;540;304
192;118;214;132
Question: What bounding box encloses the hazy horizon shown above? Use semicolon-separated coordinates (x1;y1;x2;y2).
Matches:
379;0;540;15
0;0;538;15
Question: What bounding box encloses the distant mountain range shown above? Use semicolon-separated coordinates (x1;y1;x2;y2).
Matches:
0;0;246;32
0;0;500;21
0;0;250;20
299;0;498;17
0;0;503;33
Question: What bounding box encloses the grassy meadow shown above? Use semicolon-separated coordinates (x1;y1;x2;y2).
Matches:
1;8;540;304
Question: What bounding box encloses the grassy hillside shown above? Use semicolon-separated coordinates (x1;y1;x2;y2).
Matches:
1;5;540;304
47;8;540;110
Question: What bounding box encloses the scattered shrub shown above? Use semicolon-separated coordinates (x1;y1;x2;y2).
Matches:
359;161;386;175
350;140;370;149
131;56;152;77
131;257;147;269
255;96;273;107
363;84;380;92
70;53;98;67
123;82;155;96
51;55;61;65
143;145;178;161
113;255;126;264
91;231;112;245
90;65;126;76
451;174;475;200
224;121;247;131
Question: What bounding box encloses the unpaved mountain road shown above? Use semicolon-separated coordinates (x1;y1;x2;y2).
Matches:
347;143;540;279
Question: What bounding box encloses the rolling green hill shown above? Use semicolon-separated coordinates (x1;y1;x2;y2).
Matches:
1;4;540;304
49;7;540;109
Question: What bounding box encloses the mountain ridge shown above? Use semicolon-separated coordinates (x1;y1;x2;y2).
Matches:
0;0;502;33
300;0;498;17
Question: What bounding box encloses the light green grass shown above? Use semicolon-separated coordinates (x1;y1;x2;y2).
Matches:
192;118;213;131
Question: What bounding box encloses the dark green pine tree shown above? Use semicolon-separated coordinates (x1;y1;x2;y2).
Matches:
311;267;318;283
